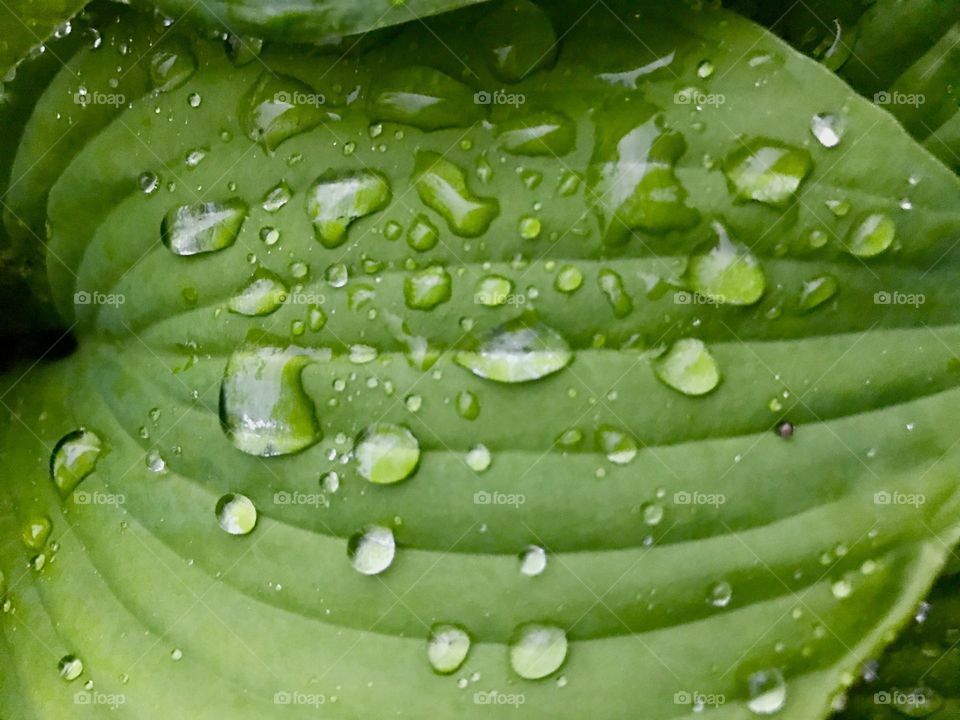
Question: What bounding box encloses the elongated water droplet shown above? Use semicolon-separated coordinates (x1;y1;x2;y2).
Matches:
509;624;567;679
50;429;102;496
219;336;320;457
520;545;547;576
846;213;895;258
228;268;288;316
306;170;391;248
477;0;557;82
355;423;420;484
368;66;482;130
161;199;248;256
148;38;196;92
723;138;812;207
597;269;633;318
348;524;395;575
22;516;52;550
747;669;787;715
596;425;637;464
456;317;572;383
688;220;765;305
810;113;843;148
262;181;292;213
240;73;325;151
404;265;452;310
798;275;837;312
225;35;263;66
655;338;720;396
215;493;257;535
497;111;575;156
427;624;471;674
414;151;499;238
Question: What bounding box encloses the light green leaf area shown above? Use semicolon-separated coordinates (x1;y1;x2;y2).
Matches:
0;0;88;77
3;1;960;718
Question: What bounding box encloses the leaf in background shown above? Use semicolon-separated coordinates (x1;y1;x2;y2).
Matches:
3;1;960;718
0;0;89;77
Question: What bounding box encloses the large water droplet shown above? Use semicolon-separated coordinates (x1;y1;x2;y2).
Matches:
368;66;482;130
261;181;292;213
306;170;391;248
587;96;699;245
404;265;452;310
348;524;395;575
465;444;491;472
497;111;575;156
723;138;812;207
228;268;288;316
688;220;765;305
215;493;257;535
845;213;894;258
655;338;720;396
509;624;568;679
50;429;102;496
477;0;557;82
161;199;248;256
456;390;481;420
798;275;837;312
455;317;572;383
240;73;326;151
414;151;499;238
219;336;321;457
148;37;196;92
427;624;471;674
355;423;420;484
747;669;787;715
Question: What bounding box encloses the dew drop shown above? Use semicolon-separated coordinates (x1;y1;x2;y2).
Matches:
509;624;568;679
58;655;84;681
427;624;471;674
465;444;491;472
348;525;395;575
306;170;391;248
810;113;843;148
655;338;720;396
455;318;572;383
747;669;787;715
161;199;248;256
355;423;420;484
50;429;102;496
215;493;257;535
519;545;547;577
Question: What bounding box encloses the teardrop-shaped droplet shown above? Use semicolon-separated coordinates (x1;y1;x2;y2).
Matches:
261;180;292;213
519;545;547;576
219;336;320;457
798;275;837;312
21;516;52;550
355;423;420;484
404;265;452;310
588;96;699;245
225;34;263;67
655;338;720;396
723;138;812;207
810;113;843;148
407;214;440;252
348;524;396;575
240;73;325;151
148;37;196;92
414;151;499;238
427;624;471;674
509;624;568;679
161;199;248;256
306;170;391;248
50;429;102;496
596;425;637;464
477;0;557;82
57;655;84;681
747;669;787;715
497;111;575;156
228;268;288;316
846;213;895;258
456;317;572;383
368;66;483;130
215;493;257;535
688;221;765;305
456;390;481;420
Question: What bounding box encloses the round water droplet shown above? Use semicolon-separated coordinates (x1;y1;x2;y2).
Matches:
215;493;257;535
139;171;160;195
747;669;786;715
776;421;795;439
455;318;572;384
348;525;395;575
810;113;843;148
846;213;895;258
655;338;720;396
21;516;52;550
262;181;292;213
58;655;84;681
427;624;471;674
555;265;583;294
50;429;102;496
798;275;837;312
355;424;420;484
407;214;440;252
456;391;481;420
509;624;568;679
596;425;637;464
697;60;715;78
688;221;765;305
228;268;288;316
708;580;733;608
519;216;542;239
145;449;166;473
475;275;513;307
519;545;547;576
465;444;491;472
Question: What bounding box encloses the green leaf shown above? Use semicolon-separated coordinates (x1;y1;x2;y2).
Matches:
0;0;88;77
3;1;960;718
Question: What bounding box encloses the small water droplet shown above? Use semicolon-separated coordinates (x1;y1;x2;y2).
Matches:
348;525;395;575
519;545;547;576
427;624;471;674
509;624;568;679
465;444;491;472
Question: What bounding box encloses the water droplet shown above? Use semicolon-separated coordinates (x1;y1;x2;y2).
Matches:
825;199;851;217
427;624;471;674
225;34;263;66
355;423;420;484
554;265;583;294
348;525;395;575
414;151;499;238
456;391;480;420
497;111;575;156
228;268;288;316
455;317;572;383
697;60;715;78
368;66;482;130
519;545;547;576
161;199;248;256
708;580;733;608
846;213;895;258
215;493;257;535
747;669;787;715
831;578;852;599
21;516;51;550
776;421;794;439
642;502;664;525
509;624;568;679
139;171;159;195
240;73;325;151
518;215;541;240
50;429;102;496
596;425;637;464
308;305;327;332
406;214;440;252
723;138;812;207
475;275;513;307
798;275;837;312
219;337;321;457
688;221;765;305
170;647;184;661
58;655;84;681
261;181;292;212
145;448;167;473
148;38;196;92
655;338;720;396
404;265;452;310
597;269;633;318
465;444;491;472
810;113;843;148
306;170;391;248
478;0;557;82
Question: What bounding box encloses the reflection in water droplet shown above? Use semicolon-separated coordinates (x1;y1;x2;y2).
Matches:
240;73;326;151
161;199;248;256
798;275;837;312
688;221;765;306
845;213;895;258
723;138;812;207
404;265;452;310
475;275;513;307
708;580;733;608
369;66;483;130
497;111;575;156
596;425;637;464
262;181;292;213
348;525;395;575
456;391;481;420
306;170;391;248
747;669;787;715
355;423;420;484
22;516;52;550
509;624;568;679
520;545;547;576
810;113;843;148
456;318;572;383
58;655;84;681
414;151;499;238
655;338;720;396
228;268;288;316
215;493;257;535
407;214;440;252
50;429;102;496
427;624;471;674
555;265;583;294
